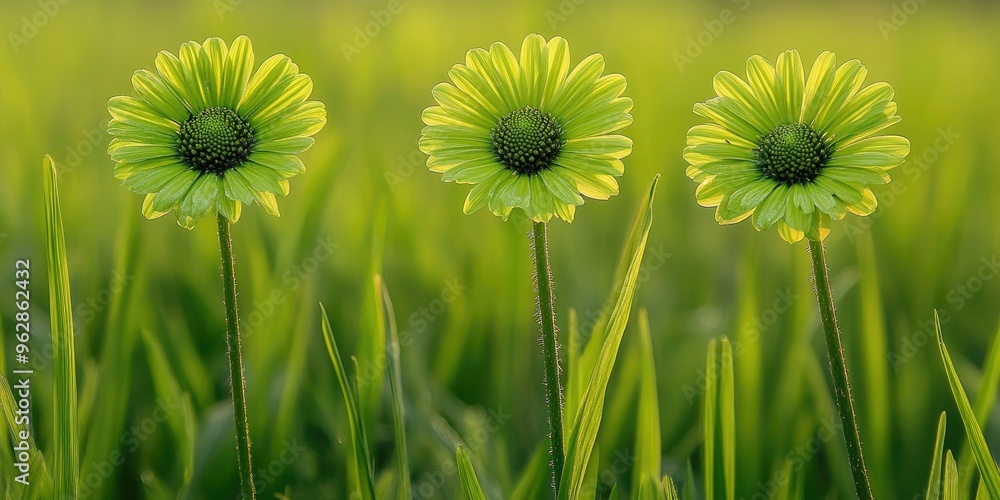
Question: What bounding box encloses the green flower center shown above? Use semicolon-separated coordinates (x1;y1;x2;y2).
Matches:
491;105;564;176
754;123;830;185
177;107;255;175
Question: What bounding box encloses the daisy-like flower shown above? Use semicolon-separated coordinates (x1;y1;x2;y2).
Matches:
108;35;326;229
685;50;910;243
419;33;633;223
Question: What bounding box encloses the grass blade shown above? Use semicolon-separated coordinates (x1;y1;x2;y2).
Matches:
957;317;1000;495
558;175;659;500
633;309;661;496
42;155;78;498
925;411;947;500
719;338;735;500
704;338;718;500
378;276;411;500
457;446;487;500
663;475;679;500
935;311;1000;497
1;375;53;497
976;478;989;500
942;451;958;500
320;303;376;500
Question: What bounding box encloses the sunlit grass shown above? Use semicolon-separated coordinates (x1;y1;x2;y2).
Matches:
0;1;999;498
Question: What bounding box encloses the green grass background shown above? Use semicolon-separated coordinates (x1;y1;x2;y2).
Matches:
1;0;999;498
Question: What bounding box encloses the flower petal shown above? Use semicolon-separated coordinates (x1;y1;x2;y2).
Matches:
774;50;804;124
222;35;254;109
800;51;837;124
130;70;189;123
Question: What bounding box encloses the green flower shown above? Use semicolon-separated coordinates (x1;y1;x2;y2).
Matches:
420;34;633;223
685;50;910;243
108;35;326;229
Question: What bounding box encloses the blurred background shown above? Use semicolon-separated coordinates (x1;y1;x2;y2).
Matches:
1;0;999;498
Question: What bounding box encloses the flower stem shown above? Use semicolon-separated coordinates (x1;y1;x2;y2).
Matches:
807;238;873;500
531;221;565;495
217;213;256;499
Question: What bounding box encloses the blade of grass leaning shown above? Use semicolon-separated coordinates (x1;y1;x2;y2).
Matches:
1;375;53;497
42;154;78;498
704;339;718;500
663;475;679;500
976;478;989;500
925;411;947;500
457;446;487;500
379;276;411;500
609;483;620;500
719;337;735;500
320;303;376;500
572;174;662;413
942;451;958;500
558;175;659;500
935;311;1000;496
957;317;1000;495
633;309;662;497
0;313;12;482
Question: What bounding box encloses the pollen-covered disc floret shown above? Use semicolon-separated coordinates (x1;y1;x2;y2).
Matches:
684;50;910;243
107;35;327;229
178;107;255;175
756;123;829;185
420;34;634;223
492;106;564;176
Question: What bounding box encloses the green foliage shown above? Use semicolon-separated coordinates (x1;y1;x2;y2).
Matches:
42;156;79;499
935;312;1000;497
456;446;487;500
0;2;998;498
559;175;658;500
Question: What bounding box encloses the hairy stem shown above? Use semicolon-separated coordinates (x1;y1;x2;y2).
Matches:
808;238;874;500
531;221;565;495
218;213;256;499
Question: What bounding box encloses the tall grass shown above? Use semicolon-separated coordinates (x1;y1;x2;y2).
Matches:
1;1;999;498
